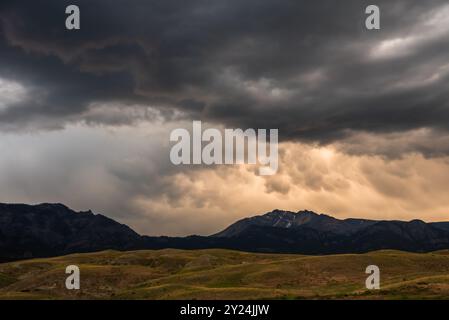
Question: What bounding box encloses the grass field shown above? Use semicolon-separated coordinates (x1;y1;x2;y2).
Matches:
1;249;449;299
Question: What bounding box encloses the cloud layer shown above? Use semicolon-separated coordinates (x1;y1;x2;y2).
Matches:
1;0;449;148
1;1;449;234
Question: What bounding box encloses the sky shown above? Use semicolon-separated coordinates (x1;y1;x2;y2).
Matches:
1;0;449;236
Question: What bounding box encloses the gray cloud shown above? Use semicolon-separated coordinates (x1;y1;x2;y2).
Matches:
0;0;449;156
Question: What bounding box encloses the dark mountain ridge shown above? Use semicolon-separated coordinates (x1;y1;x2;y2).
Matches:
212;209;378;237
1;203;449;262
0;203;143;261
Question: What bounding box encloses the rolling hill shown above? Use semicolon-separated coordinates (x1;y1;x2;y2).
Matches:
1;249;449;299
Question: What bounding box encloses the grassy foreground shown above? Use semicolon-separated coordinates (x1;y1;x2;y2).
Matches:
1;249;449;299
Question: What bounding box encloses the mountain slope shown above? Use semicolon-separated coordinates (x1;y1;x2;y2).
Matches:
1;203;449;261
432;222;449;232
211;210;449;253
212;209;377;237
0;203;143;262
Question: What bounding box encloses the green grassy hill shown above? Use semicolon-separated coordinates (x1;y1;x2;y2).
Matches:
1;249;449;299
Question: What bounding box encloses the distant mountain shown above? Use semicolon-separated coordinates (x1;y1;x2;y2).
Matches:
1;203;449;262
208;209;449;254
212;209;377;237
0;203;143;262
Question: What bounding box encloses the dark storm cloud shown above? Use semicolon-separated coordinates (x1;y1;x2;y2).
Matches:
1;0;449;150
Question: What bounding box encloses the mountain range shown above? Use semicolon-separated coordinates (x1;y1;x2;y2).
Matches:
1;203;449;262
